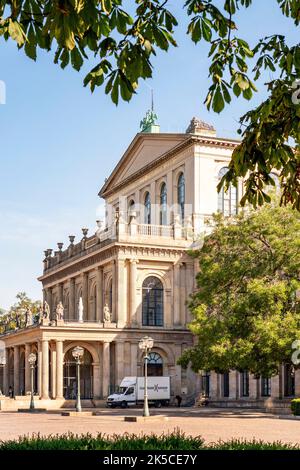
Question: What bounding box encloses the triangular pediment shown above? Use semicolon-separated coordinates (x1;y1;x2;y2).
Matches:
100;133;187;197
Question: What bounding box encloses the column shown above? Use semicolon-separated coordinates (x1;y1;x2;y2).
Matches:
41;340;49;399
130;343;138;376
249;374;258;399
174;344;182;396
116;259;126;328
13;345;20;396
295;369;300;397
102;341;110;398
50;346;56;399
173;262;181;326
180;263;186;326
210;371;219;399
56;340;64;399
58;283;64;303
150;180;156;224
69;278;75;320
38;341;42;397
24;343;31;394
3;348;9;395
115;341;124;385
96;266;103;322
112;260;116;322
166;170;173;225
129;259;138;325
82;272;89;321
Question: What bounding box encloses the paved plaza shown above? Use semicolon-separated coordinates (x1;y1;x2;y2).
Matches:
0;408;300;445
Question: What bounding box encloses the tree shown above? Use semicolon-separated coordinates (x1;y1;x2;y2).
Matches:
179;200;300;378
0;292;41;334
0;1;299;209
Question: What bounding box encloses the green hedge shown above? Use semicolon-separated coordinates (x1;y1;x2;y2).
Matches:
291;398;300;416
0;432;298;450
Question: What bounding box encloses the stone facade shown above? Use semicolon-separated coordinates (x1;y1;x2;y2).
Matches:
1;117;293;410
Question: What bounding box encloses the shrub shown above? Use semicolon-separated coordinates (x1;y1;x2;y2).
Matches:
291;398;300;416
0;431;299;451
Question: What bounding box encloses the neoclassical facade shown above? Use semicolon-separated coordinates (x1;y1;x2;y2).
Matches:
2;116;295;410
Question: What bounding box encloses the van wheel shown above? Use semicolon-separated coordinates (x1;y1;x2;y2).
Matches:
154;401;162;408
121;401;127;409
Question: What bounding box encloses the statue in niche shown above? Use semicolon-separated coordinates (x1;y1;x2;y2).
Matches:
55;302;64;321
103;303;111;323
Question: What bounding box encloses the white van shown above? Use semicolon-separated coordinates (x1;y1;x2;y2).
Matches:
107;376;170;408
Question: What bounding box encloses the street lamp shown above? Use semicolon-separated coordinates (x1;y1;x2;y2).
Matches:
138;336;154;417
72;346;84;412
28;353;37;410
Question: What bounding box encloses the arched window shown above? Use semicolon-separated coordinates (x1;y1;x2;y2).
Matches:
147;352;163;377
144;192;151;224
107;279;113;314
160;183;167;226
218;167;238;216
63;348;93;399
177;173;185;222
142;276;164;326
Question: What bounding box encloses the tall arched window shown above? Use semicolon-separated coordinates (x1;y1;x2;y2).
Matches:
218;167;238;216
144;192;151;224
177;173;185;222
142;276;164;326
160;183;167;225
147;352;163;376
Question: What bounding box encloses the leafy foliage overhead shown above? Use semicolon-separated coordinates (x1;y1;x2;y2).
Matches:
0;0;300;208
179;201;300;378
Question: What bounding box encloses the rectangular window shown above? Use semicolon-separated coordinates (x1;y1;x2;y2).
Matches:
223;372;230;397
261;377;271;397
241;370;249;397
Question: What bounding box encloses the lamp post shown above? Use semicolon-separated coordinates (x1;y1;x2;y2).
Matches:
138;336;154;417
28;353;37;410
72;346;84;412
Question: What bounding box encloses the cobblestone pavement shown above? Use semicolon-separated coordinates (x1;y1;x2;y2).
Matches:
0;408;300;445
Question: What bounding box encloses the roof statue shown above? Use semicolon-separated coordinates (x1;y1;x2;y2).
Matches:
185;117;216;135
140;89;160;133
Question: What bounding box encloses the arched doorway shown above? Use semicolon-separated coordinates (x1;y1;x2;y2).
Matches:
146;352;163;376
63;348;93;399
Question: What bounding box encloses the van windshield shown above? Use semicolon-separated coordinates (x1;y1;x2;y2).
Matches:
114;387;127;395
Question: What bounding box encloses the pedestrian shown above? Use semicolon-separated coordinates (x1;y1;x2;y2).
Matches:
8;386;13;398
175;394;182;407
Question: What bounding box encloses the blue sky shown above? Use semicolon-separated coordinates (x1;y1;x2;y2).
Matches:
0;1;298;309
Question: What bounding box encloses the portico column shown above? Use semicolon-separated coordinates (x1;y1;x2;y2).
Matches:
3;348;9;395
69;278;75;320
129;259;138;326
115;341;125;386
173;262;181;326
82;272;89;321
116;259;126;328
50;346;56;399
56;340;64;399
41;340;49;399
37;341;42;396
24;343;31;394
13;345;20;396
96;266;103;322
102;341;110;398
